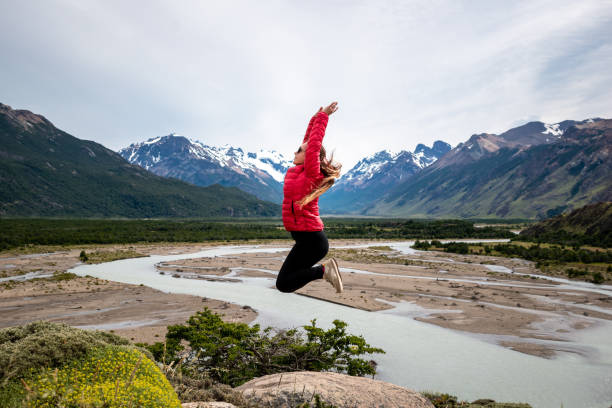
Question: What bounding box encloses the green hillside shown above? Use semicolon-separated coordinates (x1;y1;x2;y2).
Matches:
517;201;612;247
0;103;280;217
366;120;612;219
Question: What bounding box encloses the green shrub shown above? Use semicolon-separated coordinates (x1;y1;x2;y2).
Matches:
423;391;459;407
23;346;181;407
143;308;384;387
444;242;469;254
566;268;588;278
0;321;129;383
48;271;77;281
422;391;533;407
412;240;431;250
163;366;253;407
591;271;604;284
0;322;177;408
0;381;23;407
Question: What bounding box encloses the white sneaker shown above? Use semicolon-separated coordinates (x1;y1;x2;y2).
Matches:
323;258;343;293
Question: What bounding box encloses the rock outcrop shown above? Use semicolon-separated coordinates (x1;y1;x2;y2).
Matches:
236;371;434;408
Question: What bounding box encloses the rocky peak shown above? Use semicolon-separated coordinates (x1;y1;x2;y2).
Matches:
434;133;506;168
414;140;451;158
432;140;452;154
0;103;53;131
430;118;598;170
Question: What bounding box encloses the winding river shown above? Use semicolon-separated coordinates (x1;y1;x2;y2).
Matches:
68;241;612;408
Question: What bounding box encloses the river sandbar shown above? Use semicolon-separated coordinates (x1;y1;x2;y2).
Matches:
1;240;610;358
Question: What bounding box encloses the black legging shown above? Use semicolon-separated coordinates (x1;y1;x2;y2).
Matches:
276;230;329;293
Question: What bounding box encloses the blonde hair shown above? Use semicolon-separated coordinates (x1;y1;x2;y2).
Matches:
297;146;342;207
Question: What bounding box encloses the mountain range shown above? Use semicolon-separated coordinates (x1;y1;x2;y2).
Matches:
119;135;451;209
0;103;279;217
365;119;611;219
2;100;609;220
319;141;451;213
118;118;610;219
119;135;292;203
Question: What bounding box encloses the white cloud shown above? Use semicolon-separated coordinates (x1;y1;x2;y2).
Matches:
0;0;611;171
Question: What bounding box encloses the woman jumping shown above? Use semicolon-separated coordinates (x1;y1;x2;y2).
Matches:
276;101;344;294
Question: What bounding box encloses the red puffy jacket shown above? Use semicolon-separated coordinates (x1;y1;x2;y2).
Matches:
282;111;329;231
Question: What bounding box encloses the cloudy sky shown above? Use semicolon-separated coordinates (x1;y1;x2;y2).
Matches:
1;0;611;170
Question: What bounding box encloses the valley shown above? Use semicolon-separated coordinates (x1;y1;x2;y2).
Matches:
2;240;610;360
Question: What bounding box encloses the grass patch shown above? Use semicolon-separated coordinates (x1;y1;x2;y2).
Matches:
80;249;147;264
0;271;78;290
368;245;394;251
326;248;428;267
45;271;77;281
422;391;532;407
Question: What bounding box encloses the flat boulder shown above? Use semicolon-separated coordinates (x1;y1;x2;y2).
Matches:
236;371;434;408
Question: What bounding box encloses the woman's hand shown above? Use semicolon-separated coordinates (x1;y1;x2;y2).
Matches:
322;102;338;115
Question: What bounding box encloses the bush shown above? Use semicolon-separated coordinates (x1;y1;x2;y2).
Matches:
163;366;253;406
422;391;458;407
591;272;605;284
412;240;431;250
0;322;178;408
444;242;469;254
23;346;181;407
0;321;129;383
422;391;533;407
566;268;588;278
142;308;385;387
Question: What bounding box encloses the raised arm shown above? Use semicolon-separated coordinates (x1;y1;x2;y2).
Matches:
304;111;329;179
303;103;336;143
302;112;318;144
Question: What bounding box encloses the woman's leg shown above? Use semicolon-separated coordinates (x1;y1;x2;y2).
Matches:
276;230;329;293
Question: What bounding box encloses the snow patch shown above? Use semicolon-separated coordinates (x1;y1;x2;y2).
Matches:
542;123;562;136
144;136;162;145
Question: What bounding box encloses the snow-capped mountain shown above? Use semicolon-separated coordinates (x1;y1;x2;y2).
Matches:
319;141;451;213
119;134;293;203
365;118;611;219
433;119;599;169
